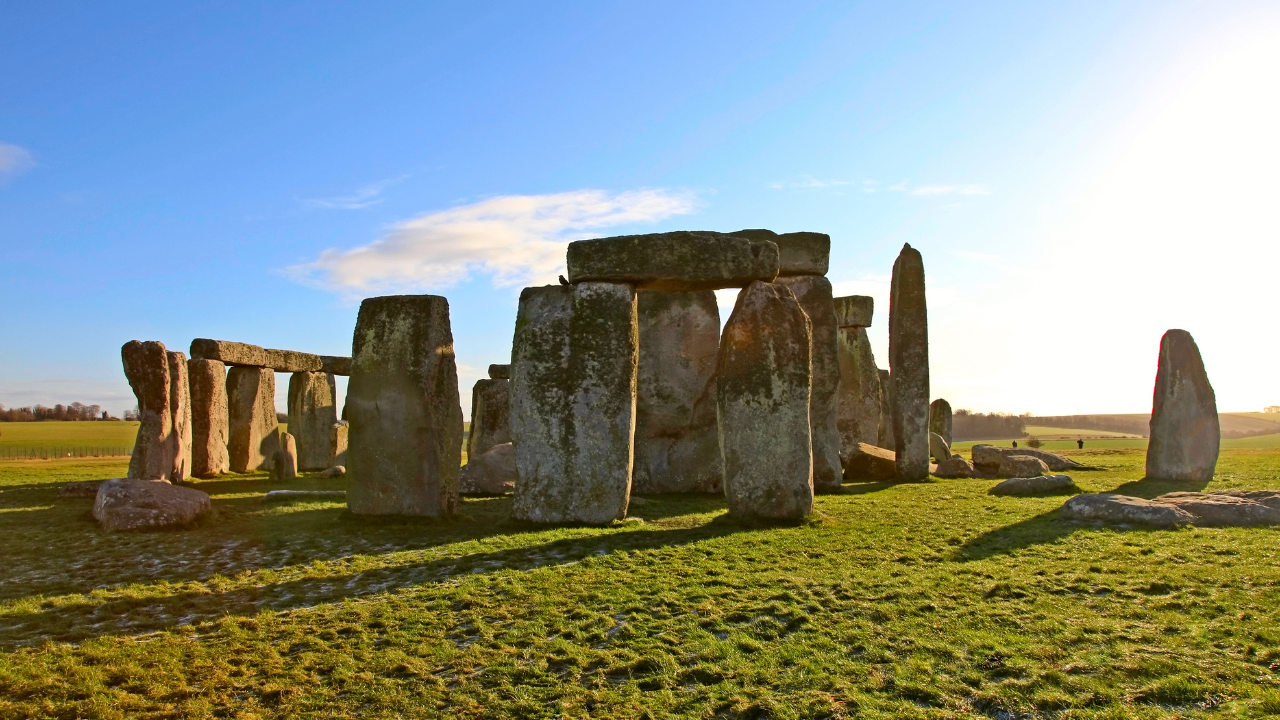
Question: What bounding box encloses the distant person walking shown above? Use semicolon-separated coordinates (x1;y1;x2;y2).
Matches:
1077;438;1084;449
1012;441;1018;448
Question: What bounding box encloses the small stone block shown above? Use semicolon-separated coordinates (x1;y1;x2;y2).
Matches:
488;364;511;379
833;295;874;328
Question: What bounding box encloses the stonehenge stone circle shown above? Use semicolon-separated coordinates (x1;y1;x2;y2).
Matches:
971;444;1081;473
566;231;779;291
273;432;298;481
511;283;639;524
776;275;842;492
226;367;281;473
999;454;1051;478
167;350;192;484
93;478;212;532
932;455;974;478
929;399;952;446
467;378;511;459
190;338;351;375
833;294;874;329
1146;329;1220;482
928;432;951;463
842;443;898;481
633;290;722;494
347;295;463;517
989;474;1075;496
488;363;511;380
889;243;930;480
459;442;517;496
331;422;348;468
188;358;229;477
877;368;895;450
287;371;338;471
834;295;883;460
122;340;174;482
730;229;830;276
717;281;814;520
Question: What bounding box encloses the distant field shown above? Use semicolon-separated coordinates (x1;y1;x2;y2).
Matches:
0;421;138;449
1023;425;1142;439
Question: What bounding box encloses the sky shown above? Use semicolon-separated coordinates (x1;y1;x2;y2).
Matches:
2;0;1278;418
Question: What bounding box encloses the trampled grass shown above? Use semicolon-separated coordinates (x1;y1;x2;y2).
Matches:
2;447;1280;718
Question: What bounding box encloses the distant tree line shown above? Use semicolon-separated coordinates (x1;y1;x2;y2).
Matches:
952;409;1027;441
1266;406;1280;414
0;403;115;422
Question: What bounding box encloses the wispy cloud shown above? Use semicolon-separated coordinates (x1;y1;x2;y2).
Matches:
907;184;990;196
0;142;34;183
287;188;697;296
768;175;851;190
303;175;408;210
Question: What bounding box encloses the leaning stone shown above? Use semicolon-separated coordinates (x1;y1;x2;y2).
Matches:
227;367;281;473
271;433;298;481
566;231;779;291
877;369;895;449
999;454;1051;478
330;422;348;468
347;295;464;517
836;325;883;460
929;432;951;462
1061;493;1195;528
488;364;511;380
188;358;229;477
167;351;192;483
59;480;106;498
263;489;346;502
93;478;212;531
971;444;1081;473
460;442;517;496
843;443;898;481
889;244;930;480
718;281;814;519
1146;329;1220;482
833;295;874;329
287;372;338;471
633;291;722;494
929;399;953;446
933;455;974;478
776;276;841;491
467;378;511;458
1153;492;1280;527
730;229;829;276
989;474;1076;496
511;283;638;524
319;465;346;478
122;340;173;481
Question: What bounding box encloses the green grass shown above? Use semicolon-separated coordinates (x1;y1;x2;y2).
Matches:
0;421;139;449
2;448;1280;718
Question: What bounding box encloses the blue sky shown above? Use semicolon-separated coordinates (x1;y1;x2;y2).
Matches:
3;1;1278;417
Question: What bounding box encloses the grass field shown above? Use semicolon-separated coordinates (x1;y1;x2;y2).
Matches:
0;421;139;449
3;444;1280;718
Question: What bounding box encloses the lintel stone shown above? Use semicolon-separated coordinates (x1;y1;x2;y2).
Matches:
833;295;874;328
565;231;778;291
190;338;353;376
731;229;830;276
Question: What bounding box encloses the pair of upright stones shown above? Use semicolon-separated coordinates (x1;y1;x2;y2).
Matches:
121;341;192;482
510;229;839;523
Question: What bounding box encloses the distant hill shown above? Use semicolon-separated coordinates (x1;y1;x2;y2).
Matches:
1028;413;1280;439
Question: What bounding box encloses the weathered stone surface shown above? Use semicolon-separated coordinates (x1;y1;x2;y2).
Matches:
319;465;346;478
331;422;348;467
999;454;1051;478
730;229;829;276
320;356;351;375
488;364;511;380
271;432;298;481
775;276;841;492
1062;493;1195;528
511;283;638;524
263;489;346;502
287;372;338;471
843;443;898;481
467;378;511;459
877;369;895;449
188;358;229;477
347;295;464;517
929;399;952;446
633;291;722;493
929;432;951;462
889;244;930;480
226;367;281;473
990;474;1076;496
1146;329;1220;482
190;338;353;375
836;326;883;461
1212;490;1280;509
566;231;779;291
1154;491;1280;526
971;444;1082;472
93;478;212;531
718;281;814;519
167;351;192;483
59;480;105;498
123;340;173;481
833;295;874;329
933;455;974;478
460;442;517;496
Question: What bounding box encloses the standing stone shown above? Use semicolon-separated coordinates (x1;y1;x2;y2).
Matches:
122;341;173;481
929;399;953;446
1146;329;1220;481
776;275;842;491
167;351;192;483
287;372;338;471
331;422;349;468
467;378;511;458
877;369;895;450
347;295;463;516
227;367;281;473
929;432;951;463
633;290;722;494
889;244;930;480
511;283;639;524
717;281;814;520
835;295;882;463
272;432;298;480
188;358;229;477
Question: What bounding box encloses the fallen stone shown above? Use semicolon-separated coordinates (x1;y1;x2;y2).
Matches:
929;399;952;447
188;358;229;477
271;432;298;481
167;351;192;483
347;295;464;516
565;231;779;291
59;480;106;498
122;340;174;481
929;432;951;462
730;229;830;276
633;290;722;494
263;489;346;502
776;275;842;492
319;465;346;478
288;371;338;471
971;444;1083;473
467;378;511;459
460;442;518;495
1212;490;1280;510
843;443;898;481
1061;493;1195;528
488;364;510;380
833;295;874;329
718;281;814;519
510;283;638;524
932;455;974;478
190;338;353;375
93;478;212;531
877;369;895;449
1154;492;1280;526
330;422;348;468
227;367;281;473
990;474;1076;496
1146;329;1220;481
889;244;930;480
999;454;1051;478
836;325;883;460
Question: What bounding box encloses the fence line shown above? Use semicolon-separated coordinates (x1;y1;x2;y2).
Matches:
0;446;134;460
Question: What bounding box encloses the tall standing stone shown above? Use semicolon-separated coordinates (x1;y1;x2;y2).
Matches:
776;275;842;491
889;243;929;480
1146;329;1220;481
834;296;883;462
346;295;463;516
122;340;173;481
510;282;639;524
467;375;511;459
227;367;280;473
287;371;338;471
929;399;953;447
188;358;229;477
331;422;349;468
167;351;192;483
633;290;722;494
717;281;814;520
877;369;895;450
